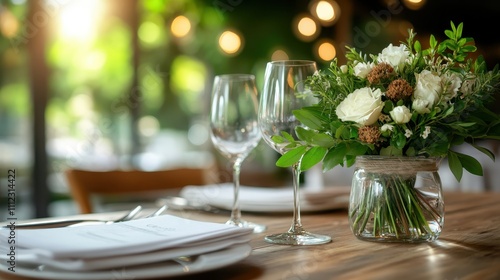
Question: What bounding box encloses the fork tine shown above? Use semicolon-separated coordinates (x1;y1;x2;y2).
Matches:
113;205;143;223
146;205;168;218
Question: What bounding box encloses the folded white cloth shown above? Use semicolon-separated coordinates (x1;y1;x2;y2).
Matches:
0;214;253;271
180;183;350;212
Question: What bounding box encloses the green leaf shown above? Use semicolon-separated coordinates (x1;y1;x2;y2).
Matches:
448;150;463;181
271;135;287;144
281;131;295;143
380;146;402;156
296;126;315;142
300;146;327;171
456;152;483;176
322;144;347;171
444;30;454;39
276;146;307;167
294;109;324;130
311;133;335;147
471;144;495;161
461;45;477;53
414;40;421;52
346;141;369;155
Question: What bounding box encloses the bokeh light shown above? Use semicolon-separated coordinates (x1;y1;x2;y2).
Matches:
403;0;427;10
218;30;243;55
138;115;160;138
315;40;336;62
309;0;341;26
271;49;289;61
171;15;191;38
293;14;319;42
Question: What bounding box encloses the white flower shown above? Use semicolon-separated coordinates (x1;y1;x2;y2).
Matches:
413;70;442;112
421;126;431;139
336;87;384;125
405;129;413;138
441;72;462;102
381;124;394;132
353;61;373;78
336;77;342;85
460;74;477;97
412;98;431;114
390;106;412;124
377;44;409;70
340;65;348;73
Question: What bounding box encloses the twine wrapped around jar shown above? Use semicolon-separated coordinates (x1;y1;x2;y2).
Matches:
355;156;439;174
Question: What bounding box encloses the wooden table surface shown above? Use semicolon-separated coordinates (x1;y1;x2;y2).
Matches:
2;191;499;280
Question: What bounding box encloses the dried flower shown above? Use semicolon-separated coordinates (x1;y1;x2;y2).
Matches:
358;126;381;144
367;62;394;85
386;78;413;101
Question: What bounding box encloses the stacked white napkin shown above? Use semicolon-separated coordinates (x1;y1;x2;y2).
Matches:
0;215;253;271
180;183;350;213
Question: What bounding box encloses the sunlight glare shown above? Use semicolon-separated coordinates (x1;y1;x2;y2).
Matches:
59;0;102;41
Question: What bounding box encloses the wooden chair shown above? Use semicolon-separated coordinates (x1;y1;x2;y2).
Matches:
65;166;218;214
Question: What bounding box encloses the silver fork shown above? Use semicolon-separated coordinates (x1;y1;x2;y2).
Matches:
144;205;168;218
10;205;143;229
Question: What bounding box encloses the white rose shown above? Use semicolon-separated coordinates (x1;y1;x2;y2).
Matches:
413;70;441;110
377;44;409;70
442;72;462;101
390;106;412;124
353;61;373;79
336;87;384;125
412;98;431;114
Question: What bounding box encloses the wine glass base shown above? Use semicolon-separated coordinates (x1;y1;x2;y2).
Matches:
226;219;267;233
264;231;331;245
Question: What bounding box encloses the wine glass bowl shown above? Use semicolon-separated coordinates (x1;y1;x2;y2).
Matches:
258;60;331;245
210;74;266;233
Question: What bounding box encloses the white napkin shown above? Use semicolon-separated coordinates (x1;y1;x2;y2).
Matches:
180;183;350;212
0;214;253;271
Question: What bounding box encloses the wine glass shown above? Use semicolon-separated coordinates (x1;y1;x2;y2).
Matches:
210;74;267;233
258;60;331;245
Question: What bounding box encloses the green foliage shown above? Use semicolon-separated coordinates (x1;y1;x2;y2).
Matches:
272;22;500;182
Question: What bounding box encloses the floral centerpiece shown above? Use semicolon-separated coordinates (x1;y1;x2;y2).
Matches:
273;22;500;242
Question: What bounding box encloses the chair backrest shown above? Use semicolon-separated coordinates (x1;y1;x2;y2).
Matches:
65;166;218;214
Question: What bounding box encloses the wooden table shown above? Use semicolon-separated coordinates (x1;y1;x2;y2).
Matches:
2;191;500;280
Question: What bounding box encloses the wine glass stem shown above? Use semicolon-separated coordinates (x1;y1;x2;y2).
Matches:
230;159;243;223
289;163;304;233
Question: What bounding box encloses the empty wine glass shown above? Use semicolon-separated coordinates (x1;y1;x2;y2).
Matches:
258;60;331;245
210;74;266;233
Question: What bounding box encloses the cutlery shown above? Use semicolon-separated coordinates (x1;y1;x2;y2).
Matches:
145;204;168;218
158;196;225;214
8;205;143;229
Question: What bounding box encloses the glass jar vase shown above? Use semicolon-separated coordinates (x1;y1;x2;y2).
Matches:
348;156;444;242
